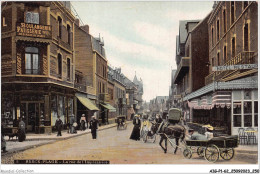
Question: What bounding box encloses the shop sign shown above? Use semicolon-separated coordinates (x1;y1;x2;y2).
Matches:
16;23;52;39
174;95;182;99
212;64;258;71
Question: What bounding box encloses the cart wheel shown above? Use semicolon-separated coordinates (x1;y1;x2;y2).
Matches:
197;147;204;157
204;144;219;163
143;133;147;143
183;148;192;159
220;148;234;160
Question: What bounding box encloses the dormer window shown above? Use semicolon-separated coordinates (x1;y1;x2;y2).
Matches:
25;12;39;24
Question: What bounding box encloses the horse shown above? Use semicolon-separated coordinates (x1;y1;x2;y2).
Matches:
154;122;186;154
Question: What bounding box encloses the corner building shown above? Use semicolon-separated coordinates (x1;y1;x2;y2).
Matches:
1;2;76;134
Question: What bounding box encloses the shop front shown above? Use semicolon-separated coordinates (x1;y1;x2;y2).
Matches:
100;103;116;124
76;93;99;123
1;83;76;134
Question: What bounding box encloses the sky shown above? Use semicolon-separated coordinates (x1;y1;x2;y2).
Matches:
71;1;214;102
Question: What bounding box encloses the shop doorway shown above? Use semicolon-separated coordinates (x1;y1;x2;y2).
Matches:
21;102;44;133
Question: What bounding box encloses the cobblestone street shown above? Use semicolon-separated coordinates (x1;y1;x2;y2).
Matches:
1;124;258;164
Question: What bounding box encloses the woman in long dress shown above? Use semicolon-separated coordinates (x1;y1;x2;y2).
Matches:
130;115;141;141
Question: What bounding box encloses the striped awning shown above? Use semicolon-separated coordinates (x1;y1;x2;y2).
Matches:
188;91;231;110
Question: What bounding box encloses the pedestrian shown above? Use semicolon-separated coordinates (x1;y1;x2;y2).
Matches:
188;129;207;140
55;115;63;136
80;114;86;131
130;115;141;141
18;117;26;142
204;126;214;140
89;115;98;139
69;114;75;134
1;122;7;153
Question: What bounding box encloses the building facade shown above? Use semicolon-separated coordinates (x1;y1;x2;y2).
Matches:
74;22;99;123
133;74;143;114
124;76;137;120
1;1;76;134
184;1;258;135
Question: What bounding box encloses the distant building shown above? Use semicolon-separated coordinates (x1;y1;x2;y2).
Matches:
133;74;144;114
124;76;137;120
149;96;169;116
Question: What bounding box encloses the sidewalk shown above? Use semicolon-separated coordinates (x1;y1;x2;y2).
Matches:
2;121;125;155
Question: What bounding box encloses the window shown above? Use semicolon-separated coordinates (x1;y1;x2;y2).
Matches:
67;58;70;80
58;54;62;78
217;20;220;41
223;10;226;33
211;28;214;47
233;102;241;127
244;23;249;51
2;17;7;27
231;37;236;58
244;101;252;127
212;57;215;66
231;1;235;24
223;46;227;63
25;12;39;24
254;101;258;127
243;1;248;9
67;25;71;44
58;16;62;38
25;47;39;74
217;52;220;66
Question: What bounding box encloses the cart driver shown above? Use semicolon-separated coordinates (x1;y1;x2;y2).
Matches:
188;129;207;140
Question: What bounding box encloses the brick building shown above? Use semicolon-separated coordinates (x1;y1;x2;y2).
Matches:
184;1;258;135
1;1;76;134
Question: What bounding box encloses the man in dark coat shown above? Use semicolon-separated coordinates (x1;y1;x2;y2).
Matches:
18;117;26;142
89;116;98;139
55;116;63;136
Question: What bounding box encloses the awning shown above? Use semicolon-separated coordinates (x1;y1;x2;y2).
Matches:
76;93;99;111
100;103;116;112
188;91;231;110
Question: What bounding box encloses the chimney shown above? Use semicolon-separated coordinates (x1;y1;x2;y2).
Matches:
80;25;89;34
75;19;80;27
212;1;218;9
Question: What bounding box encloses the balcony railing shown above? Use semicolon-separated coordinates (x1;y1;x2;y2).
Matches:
205;51;255;85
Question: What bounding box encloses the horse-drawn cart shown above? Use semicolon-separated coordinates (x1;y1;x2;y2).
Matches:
183;135;239;163
115;116;127;130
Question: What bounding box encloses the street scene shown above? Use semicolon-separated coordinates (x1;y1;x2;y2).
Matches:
1;1;259;173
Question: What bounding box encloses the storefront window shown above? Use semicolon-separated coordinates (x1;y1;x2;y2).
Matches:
233;115;241;127
244;101;252;113
58;96;65;123
254;101;258;127
68;98;73;117
244;115;252;127
233;102;241;127
2;94;14;127
51;95;57;126
233;102;241;114
244;102;252;127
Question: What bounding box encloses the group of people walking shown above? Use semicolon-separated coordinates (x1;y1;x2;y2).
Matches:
130;114;163;141
55;114;98;139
